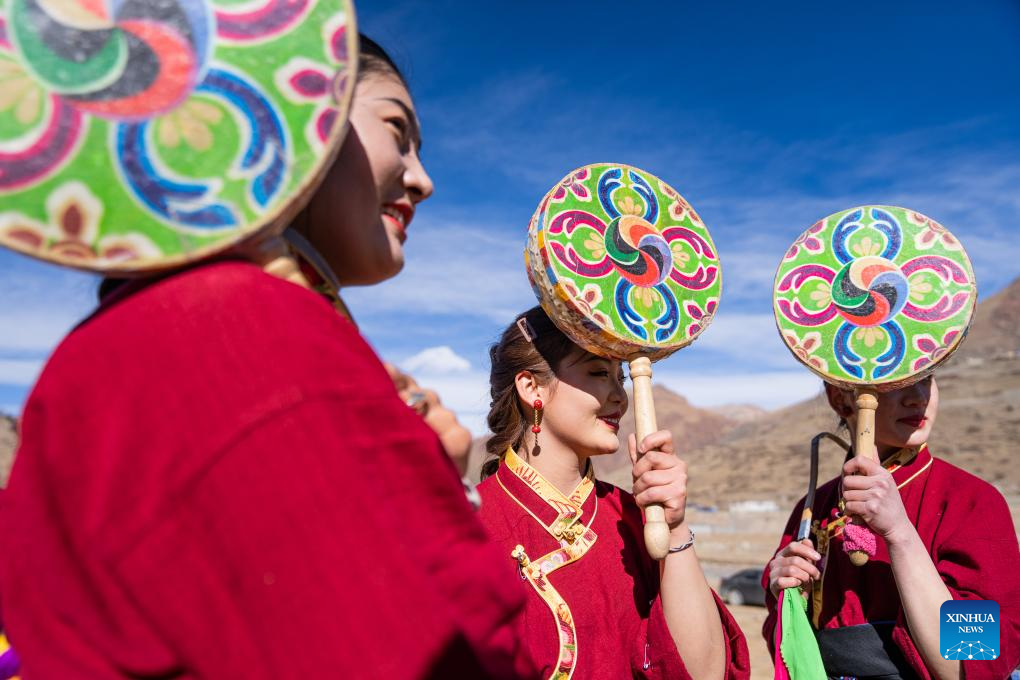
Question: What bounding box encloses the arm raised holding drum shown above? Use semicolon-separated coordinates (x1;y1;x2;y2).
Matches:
472;164;748;679
765;206;1020;680
524;163;723;559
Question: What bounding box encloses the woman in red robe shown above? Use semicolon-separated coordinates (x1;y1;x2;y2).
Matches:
763;376;1020;679
477;306;750;679
0;38;527;678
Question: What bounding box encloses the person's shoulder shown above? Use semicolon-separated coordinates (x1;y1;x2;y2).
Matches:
36;260;388;407
594;478;635;516
476;474;499;494
476;474;508;514
475;473;519;540
73;261;366;360
929;455;1009;506
595;478;626;498
116;260;336;330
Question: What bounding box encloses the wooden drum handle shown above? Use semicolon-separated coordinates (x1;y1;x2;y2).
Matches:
854;387;879;462
629;356;670;560
846;386;880;566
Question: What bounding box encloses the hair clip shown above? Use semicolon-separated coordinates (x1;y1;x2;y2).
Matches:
516;317;536;343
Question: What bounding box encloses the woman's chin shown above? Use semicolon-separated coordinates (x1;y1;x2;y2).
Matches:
906;428;932;448
588;434;621;457
879;428;930;453
336;254;404;287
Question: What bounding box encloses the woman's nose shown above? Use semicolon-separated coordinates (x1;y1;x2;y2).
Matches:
404;151;434;202
900;380;930;407
611;378;627;405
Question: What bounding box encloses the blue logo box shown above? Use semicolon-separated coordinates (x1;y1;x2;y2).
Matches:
940;600;1000;661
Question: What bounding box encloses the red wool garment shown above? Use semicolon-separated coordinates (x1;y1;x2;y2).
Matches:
479;448;750;679
762;445;1020;679
0;261;528;679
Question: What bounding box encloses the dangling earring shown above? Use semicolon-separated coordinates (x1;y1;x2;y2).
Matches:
531;399;543;441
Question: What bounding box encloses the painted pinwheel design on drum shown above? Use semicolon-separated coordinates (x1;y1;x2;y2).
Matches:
526;164;721;361
0;0;356;272
774;206;975;388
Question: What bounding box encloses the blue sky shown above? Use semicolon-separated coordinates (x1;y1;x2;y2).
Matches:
2;1;1020;432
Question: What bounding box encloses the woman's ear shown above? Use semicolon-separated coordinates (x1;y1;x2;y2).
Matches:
824;383;854;418
514;370;542;408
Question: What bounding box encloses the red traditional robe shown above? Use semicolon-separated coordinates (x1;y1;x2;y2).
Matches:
763;444;1020;679
479;448;750;679
0;261;528;678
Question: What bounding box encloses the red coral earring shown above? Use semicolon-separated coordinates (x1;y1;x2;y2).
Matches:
531;399;543;435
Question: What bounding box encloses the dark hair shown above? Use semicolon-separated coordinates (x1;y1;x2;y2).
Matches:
481;306;576;478
358;34;408;88
97;277;126;302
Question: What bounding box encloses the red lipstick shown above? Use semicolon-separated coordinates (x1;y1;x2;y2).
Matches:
598;413;621;432
899;415;926;428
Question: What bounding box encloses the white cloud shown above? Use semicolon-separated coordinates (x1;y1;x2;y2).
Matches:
407;368;491;436
0;358;44;386
653;370;824;410
344;219;535;323
401;345;471;374
684;312;791;369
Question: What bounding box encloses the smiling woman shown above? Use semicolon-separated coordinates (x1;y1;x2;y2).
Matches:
288;35;433;287
0;21;524;679
477;305;750;679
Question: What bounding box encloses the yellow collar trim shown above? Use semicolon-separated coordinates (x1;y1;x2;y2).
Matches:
498;448;596;544
503;447;594;517
499;448;599;678
896;456;932;490
881;444;919;472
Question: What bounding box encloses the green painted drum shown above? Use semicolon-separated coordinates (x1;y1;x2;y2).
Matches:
773;206;976;390
525;163;722;362
0;0;357;273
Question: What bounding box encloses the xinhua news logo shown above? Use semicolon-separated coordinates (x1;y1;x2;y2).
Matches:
940;600;999;661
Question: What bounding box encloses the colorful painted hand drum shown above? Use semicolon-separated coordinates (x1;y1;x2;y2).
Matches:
525;163;720;560
773;206;976;390
0;0;356;273
525;163;722;363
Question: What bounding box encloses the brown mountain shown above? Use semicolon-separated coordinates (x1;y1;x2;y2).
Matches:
483;276;1020;507
591;385;761;479
709;404;768;423
468;277;1019;496
949;276;1020;359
